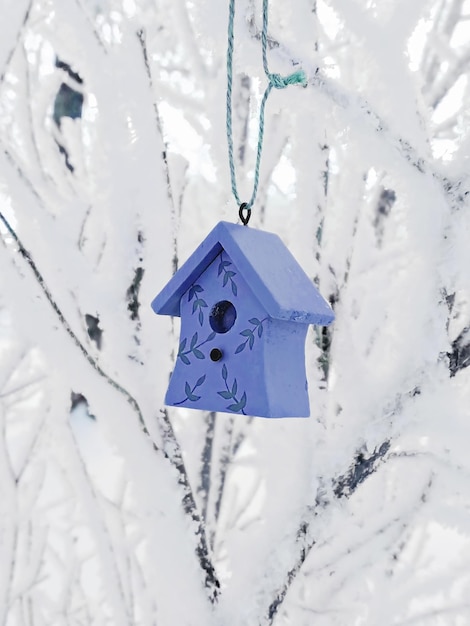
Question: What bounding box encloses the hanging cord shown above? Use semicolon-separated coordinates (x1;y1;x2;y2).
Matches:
226;0;307;224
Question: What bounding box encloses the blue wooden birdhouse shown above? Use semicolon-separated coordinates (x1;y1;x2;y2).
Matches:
151;221;334;418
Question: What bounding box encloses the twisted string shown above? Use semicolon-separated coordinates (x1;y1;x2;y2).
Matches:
226;0;307;216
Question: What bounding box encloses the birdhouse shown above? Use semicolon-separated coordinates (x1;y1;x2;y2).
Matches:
151;221;334;418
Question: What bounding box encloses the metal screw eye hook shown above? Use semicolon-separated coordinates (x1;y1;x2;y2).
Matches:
239;203;252;226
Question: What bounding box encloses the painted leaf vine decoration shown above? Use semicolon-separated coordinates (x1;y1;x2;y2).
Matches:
174;374;206;405
218;255;238;297
235;317;267;354
188;283;208;326
218;365;247;414
178;331;216;364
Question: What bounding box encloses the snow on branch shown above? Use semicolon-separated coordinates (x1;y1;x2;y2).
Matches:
0;208;147;433
263;441;391;624
0;207;221;603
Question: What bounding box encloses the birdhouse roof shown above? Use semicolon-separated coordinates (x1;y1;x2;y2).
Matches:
151;221;334;325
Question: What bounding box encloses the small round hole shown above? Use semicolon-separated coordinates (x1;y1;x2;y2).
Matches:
209;300;237;334
210;348;223;362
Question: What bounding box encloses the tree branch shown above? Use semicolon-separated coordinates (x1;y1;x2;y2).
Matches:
158;409;221;601
0;0;33;86
198;411;216;526
265;441;391;624
0;209;148;435
245;11;470;211
137;28;179;274
0;208;221;603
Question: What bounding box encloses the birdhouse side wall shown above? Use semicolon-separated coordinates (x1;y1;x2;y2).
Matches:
263;320;310;417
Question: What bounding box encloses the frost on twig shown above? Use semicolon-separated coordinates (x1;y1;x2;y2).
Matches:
1;206;221;603
264;441;391;624
0;209;147;433
158;409;221;602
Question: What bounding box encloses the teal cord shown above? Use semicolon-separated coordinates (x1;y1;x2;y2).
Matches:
226;0;307;215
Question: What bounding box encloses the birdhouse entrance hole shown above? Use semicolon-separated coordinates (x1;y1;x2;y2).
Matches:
209;300;237;334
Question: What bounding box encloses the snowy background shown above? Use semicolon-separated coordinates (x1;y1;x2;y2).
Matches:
1;0;470;624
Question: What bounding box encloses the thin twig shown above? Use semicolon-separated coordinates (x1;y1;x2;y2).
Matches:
265;441;391;623
159;410;220;601
136;28;220;600
0;209;221;602
198;411;216;525
0;0;33;86
266;522;314;624
136;28;179;274
72;0;108;53
0;209;148;435
65;420;131;624
245;13;470;210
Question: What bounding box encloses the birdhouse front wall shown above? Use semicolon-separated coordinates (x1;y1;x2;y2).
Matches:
165;250;273;416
